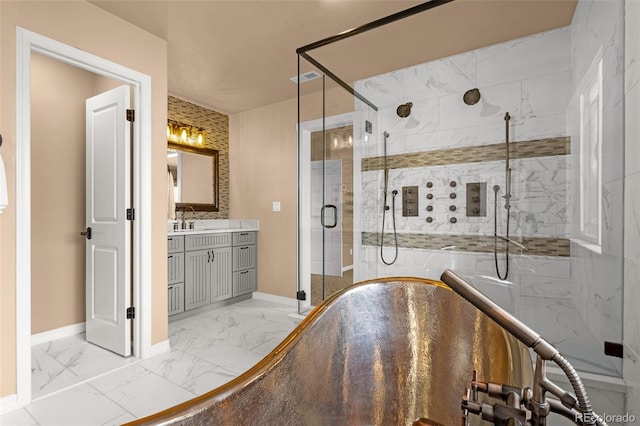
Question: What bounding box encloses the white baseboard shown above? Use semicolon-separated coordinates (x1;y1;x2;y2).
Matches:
252;291;298;307
147;339;170;358
0;394;18;415
31;322;85;346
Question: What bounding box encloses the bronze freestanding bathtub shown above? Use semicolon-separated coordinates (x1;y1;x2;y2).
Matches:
128;277;532;425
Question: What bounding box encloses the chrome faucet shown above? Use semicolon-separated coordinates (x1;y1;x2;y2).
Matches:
180;206;196;230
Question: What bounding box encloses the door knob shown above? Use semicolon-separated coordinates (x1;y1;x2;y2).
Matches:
80;227;92;240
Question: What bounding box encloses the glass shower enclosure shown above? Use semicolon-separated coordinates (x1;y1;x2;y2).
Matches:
296;0;625;383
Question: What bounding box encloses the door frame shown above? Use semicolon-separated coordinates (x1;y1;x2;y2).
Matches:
15;27;153;406
298;112;353;311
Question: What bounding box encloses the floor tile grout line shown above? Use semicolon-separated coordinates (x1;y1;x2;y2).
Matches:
85;380;139;423
7;300;298;424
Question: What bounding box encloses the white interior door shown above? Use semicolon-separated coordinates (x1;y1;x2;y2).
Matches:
310;159;343;277
85;85;131;356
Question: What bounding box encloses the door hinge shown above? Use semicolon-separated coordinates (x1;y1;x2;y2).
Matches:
126;109;135;122
126;208;135;221
126;306;135;319
296;290;306;301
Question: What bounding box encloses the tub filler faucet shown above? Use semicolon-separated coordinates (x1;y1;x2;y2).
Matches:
441;269;608;426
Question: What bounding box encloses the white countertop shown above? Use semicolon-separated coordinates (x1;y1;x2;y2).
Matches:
168;227;259;236
167;219;259;236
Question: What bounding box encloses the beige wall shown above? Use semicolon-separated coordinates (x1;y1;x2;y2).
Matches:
30;54;128;335
229;87;353;298
1;1;168;398
31;54;94;334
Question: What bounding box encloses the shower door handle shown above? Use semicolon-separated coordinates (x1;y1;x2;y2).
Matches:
321;204;337;229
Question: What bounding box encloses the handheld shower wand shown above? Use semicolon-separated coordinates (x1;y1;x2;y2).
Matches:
504;112;512;210
494;113;511;280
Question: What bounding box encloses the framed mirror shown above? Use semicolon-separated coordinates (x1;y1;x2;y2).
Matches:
167;141;219;212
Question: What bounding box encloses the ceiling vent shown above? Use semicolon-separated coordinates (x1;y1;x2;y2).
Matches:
290;70;321;84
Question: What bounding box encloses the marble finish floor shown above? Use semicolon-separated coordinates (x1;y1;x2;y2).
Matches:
2;298;297;426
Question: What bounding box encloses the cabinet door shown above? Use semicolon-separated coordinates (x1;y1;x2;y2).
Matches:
168;252;184;285
168;283;184;316
211;246;233;302
184;249;211;310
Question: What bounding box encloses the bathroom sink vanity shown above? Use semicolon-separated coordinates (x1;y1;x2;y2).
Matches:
167;228;258;317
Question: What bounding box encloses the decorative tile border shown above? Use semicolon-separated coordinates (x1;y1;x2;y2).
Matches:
169;96;229;219
362;137;570;171
362;232;570;257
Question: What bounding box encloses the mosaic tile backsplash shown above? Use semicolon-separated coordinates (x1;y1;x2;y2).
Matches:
168;96;229;219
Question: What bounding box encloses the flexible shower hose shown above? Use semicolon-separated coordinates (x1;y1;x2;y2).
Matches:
381;190;398;265
493;187;509;280
553;353;607;426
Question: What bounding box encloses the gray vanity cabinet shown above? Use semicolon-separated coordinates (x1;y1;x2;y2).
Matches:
167;236;185;316
168;231;256;316
232;231;258;296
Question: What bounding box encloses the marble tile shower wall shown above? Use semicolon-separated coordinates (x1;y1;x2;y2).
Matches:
569;0;624;376
354;27;574;300
625;0;640;414
352;3;628;379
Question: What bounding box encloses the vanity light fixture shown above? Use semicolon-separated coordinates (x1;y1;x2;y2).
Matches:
167;120;206;147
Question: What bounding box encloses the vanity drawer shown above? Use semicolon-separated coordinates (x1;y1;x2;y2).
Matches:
233;231;256;246
167;235;184;253
232;244;257;271
185;233;232;251
233;268;257;297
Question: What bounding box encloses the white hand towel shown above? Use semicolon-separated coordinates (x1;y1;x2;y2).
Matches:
167;169;176;220
0;153;8;214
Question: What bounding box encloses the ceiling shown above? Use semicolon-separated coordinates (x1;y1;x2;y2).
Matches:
89;0;578;115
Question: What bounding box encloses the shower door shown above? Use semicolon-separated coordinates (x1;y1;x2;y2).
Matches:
298;113;355;312
310;159;342;277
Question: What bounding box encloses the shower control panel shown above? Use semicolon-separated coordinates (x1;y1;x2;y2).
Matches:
402;186;419;217
466;182;487;217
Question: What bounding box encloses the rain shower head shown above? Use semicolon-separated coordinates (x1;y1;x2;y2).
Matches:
463;88;481;105
396;102;412;118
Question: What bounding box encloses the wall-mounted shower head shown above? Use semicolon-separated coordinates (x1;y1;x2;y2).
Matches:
396;102;412;118
463;88;481;105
